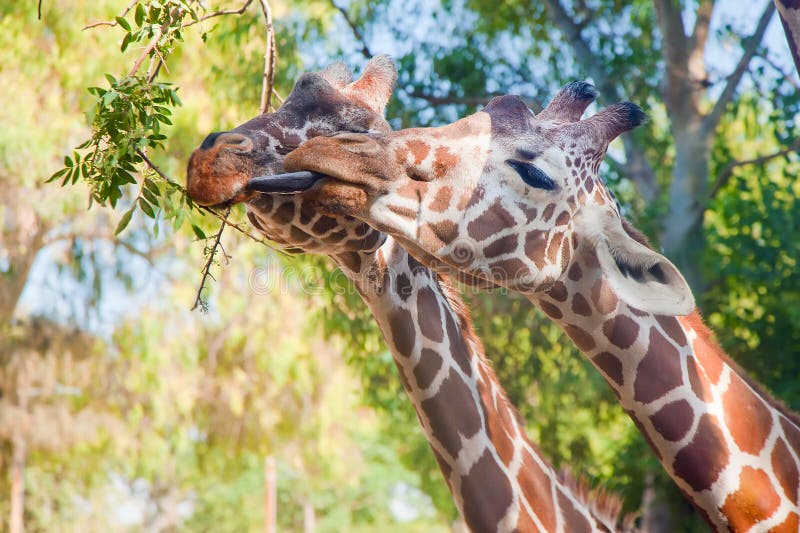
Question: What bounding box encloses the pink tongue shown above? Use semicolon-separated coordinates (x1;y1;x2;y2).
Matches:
247;171;326;194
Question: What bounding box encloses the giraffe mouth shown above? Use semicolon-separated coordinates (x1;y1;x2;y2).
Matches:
246;171;329;194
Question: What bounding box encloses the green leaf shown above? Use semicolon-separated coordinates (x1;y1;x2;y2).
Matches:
139;196;156;218
115;16;131;31
191;224;206;240
135;4;145;26
46;167;69;183
115;207;135;235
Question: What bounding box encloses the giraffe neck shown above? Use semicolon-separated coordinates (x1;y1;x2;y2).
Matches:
330;237;629;532
531;248;800;531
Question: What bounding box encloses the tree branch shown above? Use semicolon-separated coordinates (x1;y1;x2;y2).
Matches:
258;0;277;114
183;0;254;28
688;0;715;83
329;0;372;58
192;207;230;312
758;50;800;91
708;138;800;201
82;0;141;30
703;2;776;134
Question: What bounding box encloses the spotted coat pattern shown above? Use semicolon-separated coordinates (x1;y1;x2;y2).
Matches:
186;63;629;532
284;82;800;532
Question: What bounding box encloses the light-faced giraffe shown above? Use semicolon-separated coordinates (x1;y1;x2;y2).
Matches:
279;82;800;531
185;60;633;532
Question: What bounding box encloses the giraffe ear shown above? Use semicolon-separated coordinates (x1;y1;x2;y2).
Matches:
344;55;397;115
582;207;695;315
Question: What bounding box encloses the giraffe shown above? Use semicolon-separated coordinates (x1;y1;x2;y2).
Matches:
276;82;800;531
185;60;633;532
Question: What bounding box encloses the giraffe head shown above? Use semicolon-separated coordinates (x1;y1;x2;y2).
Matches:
281;82;694;314
185;56;396;260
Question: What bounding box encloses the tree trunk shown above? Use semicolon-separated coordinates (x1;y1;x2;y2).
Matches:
775;0;800;75
9;424;27;533
660;118;713;293
302;500;315;533
640;472;675;533
264;456;277;533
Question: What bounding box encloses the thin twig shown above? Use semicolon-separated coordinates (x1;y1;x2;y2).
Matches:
708;138;800;201
258;0;276;114
758;51;800;92
83;0;140;30
329;0;372;58
130;26;164;78
183;0;254;27
192;207;230;312
38;0;43;19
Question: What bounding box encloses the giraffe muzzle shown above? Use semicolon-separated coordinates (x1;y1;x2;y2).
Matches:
247;171;327;194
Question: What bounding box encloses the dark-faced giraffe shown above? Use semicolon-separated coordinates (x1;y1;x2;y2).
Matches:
186;60;632;532
280;82;800;531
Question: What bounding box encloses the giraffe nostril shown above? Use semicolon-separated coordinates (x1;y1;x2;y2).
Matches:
214;132;254;152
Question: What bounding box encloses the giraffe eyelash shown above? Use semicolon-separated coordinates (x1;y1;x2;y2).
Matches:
505;159;557;191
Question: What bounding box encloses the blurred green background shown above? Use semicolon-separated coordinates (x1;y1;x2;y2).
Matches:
1;0;798;531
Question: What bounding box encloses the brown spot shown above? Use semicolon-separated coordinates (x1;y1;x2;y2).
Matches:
524;230;549;267
395;179;424;201
417;286;444;343
542;203;556;222
558;492;593;533
548;281;568;302
311;215;337;235
571;293;592;317
429;186;452;212
247;211;267;234
650;400;694;442
461;450;514;533
655;315;687;346
490;258;530;284
518;450;557;531
672;414;729;491
591;278;618;314
564;324;596;352
546;232;563;264
629;306;649;317
771;512;800;532
273;202;295;224
568;262;582;281
602;315;639;349
771;438;799;502
421;368;482;457
592;352;624;386
431;448;453;488
477;380;515;467
397;365;413;394
781;417;800;459
336;251;362;274
321;229;347;244
406;139;430;164
289;226;313;244
515;202;539;223
444;312;472;376
484;234;518;258
467;199;515;241
686;356;713;402
426;220;459;245
432;146;458;178
555;210;570;226
515;510;537;533
298;202;315;224
414;348;444;390
723;373;773;455
395;273;412;301
387;204;416;219
680;314;724;385
560;240;571;270
721;467;781;529
540;300;563;319
388;308;415;358
462;185;485;210
633;327;682;404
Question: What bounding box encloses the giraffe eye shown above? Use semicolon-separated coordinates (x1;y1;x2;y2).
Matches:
506;160;557;191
